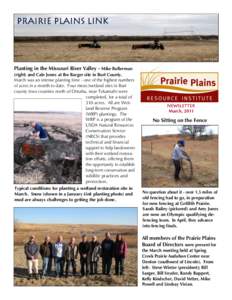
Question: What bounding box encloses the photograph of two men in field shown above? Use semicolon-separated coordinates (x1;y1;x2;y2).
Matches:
14;14;218;62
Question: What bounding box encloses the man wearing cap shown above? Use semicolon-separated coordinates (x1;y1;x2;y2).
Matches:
172;140;189;180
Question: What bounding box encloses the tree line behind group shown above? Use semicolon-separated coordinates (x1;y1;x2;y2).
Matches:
23;232;128;280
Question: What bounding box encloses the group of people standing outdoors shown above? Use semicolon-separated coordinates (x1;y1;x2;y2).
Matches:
24;232;128;279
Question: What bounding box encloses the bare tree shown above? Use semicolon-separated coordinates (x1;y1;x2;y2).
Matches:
179;125;207;139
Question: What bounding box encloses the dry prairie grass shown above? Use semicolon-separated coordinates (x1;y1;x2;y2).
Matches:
14;40;218;62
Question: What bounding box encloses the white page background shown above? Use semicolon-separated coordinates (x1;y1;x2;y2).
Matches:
0;1;231;299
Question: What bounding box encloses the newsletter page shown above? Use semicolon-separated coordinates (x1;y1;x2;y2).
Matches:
0;1;231;299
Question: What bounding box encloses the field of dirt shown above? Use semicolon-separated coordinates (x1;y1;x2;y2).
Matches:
14;40;218;62
14;112;82;184
142;134;218;187
14;223;137;286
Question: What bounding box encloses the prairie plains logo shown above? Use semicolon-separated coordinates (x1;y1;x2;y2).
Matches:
141;72;218;102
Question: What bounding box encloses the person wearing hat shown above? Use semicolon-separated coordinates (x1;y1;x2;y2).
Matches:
172;140;189;180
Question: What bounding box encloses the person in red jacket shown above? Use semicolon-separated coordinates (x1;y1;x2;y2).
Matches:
114;233;128;276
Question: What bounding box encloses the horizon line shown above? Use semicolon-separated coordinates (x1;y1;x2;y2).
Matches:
15;221;137;226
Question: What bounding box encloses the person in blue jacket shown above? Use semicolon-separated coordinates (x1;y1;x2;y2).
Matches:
31;122;48;141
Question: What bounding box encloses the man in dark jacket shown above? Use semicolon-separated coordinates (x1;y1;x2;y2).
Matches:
39;236;53;278
24;235;40;280
65;237;78;277
89;235;101;275
79;234;90;276
101;232;114;275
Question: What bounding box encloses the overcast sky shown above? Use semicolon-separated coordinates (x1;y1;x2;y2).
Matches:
142;125;218;136
14;14;218;37
14;98;81;112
